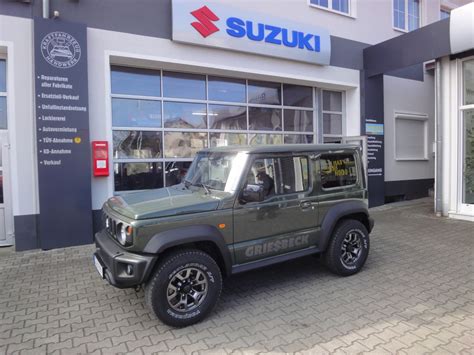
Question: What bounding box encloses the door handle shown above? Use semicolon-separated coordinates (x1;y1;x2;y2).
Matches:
300;201;312;210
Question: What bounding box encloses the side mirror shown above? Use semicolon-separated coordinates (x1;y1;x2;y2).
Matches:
240;184;265;203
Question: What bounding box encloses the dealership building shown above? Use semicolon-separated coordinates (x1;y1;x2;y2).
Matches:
0;0;472;251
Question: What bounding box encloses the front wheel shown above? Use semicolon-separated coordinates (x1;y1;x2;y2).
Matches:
324;219;370;276
145;249;222;327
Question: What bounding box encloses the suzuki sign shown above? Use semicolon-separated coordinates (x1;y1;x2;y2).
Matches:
172;0;331;65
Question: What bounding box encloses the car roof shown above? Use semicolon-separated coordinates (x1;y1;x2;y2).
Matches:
199;144;360;154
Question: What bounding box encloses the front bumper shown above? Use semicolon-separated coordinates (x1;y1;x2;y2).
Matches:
93;230;157;288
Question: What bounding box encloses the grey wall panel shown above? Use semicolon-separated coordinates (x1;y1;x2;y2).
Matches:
364;19;451;77
330;36;369;71
385;178;434;200
0;0;172;40
92;209;102;236
386;63;424;82
14;214;39;251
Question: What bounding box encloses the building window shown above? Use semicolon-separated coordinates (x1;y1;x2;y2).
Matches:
110;66;319;192
440;8;450;20
394;113;428;160
322;90;344;143
309;0;351;15
393;0;420;32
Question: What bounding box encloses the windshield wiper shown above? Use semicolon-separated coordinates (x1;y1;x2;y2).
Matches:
196;182;211;194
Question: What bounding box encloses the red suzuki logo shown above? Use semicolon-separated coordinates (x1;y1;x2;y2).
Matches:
190;6;220;38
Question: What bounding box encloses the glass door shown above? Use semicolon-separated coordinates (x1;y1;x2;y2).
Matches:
462;110;474;208
459;59;474;216
0;130;13;246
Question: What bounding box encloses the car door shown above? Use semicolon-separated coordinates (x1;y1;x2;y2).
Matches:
232;154;319;264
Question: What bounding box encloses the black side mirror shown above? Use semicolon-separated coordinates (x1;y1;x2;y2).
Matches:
240;184;265;203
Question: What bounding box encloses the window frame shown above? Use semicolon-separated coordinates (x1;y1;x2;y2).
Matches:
394;112;429;161
321;89;345;143
393;0;421;33
392;0;424;33
308;0;355;18
318;153;359;192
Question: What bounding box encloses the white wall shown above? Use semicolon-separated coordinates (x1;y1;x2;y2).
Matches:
383;73;435;182
87;27;361;209
202;0;463;46
0;15;38;217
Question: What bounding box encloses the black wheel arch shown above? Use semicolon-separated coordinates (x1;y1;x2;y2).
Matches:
319;200;373;252
143;225;233;277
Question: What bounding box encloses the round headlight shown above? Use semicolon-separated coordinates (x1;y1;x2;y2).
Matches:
117;224;127;245
117;224;133;246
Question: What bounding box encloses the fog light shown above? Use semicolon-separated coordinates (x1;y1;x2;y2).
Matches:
126;264;133;275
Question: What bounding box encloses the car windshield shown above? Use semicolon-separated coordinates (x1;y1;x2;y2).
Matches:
184;152;248;192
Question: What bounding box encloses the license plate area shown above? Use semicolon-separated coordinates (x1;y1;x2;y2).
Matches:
93;255;104;279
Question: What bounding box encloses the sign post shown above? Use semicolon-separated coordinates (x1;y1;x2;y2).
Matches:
34;18;92;249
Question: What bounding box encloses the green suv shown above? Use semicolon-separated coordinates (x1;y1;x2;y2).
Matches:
93;144;374;327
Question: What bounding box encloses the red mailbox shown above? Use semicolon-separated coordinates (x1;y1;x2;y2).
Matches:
92;141;109;177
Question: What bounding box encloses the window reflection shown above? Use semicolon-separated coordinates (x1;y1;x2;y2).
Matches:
114;162;163;191
249;134;282;145
112;98;161;128
165;161;192;186
208;76;246;103
210;132;247;147
249;107;282;131
163;72;206;100
113;131;162;159
284;134;314;144
323;91;342;112
208;105;246;130
323;113;342;135
284;109;313;132
111;66;161;97
283;85;313;108
248;80;281;105
164;132;208;158
164;102;207;129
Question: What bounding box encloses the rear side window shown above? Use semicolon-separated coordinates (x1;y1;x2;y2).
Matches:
320;154;357;189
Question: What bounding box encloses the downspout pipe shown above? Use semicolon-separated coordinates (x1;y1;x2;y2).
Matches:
42;0;49;19
435;59;443;216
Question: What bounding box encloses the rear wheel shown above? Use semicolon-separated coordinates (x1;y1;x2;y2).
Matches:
324;219;370;276
145;249;222;327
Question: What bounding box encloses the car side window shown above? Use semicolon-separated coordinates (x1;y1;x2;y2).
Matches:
245;156;309;200
320;153;357;189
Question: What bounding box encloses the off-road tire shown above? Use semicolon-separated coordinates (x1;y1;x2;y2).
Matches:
324;219;370;276
145;249;222;327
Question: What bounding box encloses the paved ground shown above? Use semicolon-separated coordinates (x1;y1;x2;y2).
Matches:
1;199;473;354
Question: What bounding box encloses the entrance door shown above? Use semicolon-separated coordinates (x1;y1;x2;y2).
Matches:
0;131;13;246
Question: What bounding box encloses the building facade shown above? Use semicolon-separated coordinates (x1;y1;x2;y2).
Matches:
0;0;471;250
